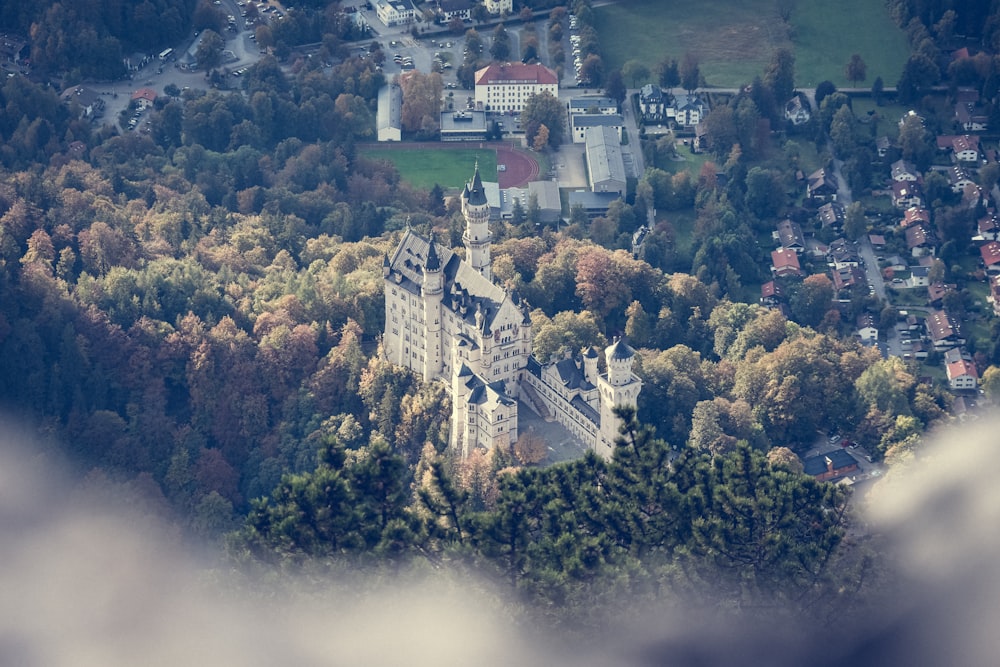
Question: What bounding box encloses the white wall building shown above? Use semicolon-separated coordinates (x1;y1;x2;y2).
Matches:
474;63;558;113
483;0;513;15
383;166;640;458
375;0;416;27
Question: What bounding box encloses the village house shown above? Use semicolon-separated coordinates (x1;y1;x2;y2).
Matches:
829;238;860;269
955;90;989;132
760;280;785;307
803;449;859;482
807;168;838;202
61;86;105;120
474;62;558;114
832;265;865;293
668;93;705;128
856;313;878;343
975;213;999;242
892;181;923;209
936;134;981;162
891;159;919;182
817;201;845;230
130;87;157;109
982;240;1000;274
774;219;805;253
905;223;936;257
948;165;975;193
927;281;955;308
771;248;803;278
901;207;931;229
925;309;964;349
946;358;979;390
876;136;891;158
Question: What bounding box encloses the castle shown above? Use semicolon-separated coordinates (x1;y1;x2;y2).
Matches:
383;165;641;459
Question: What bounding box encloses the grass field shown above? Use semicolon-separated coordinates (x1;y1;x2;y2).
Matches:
358;148;497;189
595;0;910;89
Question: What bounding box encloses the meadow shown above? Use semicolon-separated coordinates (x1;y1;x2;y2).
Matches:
358;147;498;189
595;0;910;90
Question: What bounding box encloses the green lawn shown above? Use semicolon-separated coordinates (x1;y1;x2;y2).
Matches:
358;148;497;189
595;0;910;90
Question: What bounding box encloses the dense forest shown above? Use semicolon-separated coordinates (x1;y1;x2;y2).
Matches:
1;0;998;636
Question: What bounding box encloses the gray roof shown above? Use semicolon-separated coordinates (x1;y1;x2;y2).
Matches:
585;125;626;190
607;338;636;360
803;449;857;476
377;84;402;134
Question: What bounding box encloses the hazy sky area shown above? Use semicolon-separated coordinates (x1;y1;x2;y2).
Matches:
2;415;999;667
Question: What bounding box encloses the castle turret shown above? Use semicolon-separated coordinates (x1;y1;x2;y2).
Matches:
422;236;443;380
582;346;599;386
462;163;492;281
596;337;642;458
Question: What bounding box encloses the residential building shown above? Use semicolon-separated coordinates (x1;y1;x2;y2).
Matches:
375;0;417;26
474;63;557;113
901;207;930;229
784;95;810;125
975;213;999;242
130;87;157;109
927;282;955;307
905;223;936;257
832;265;864;292
829;238;860;269
891;159;919;182
383;166;639;458
760;280;785;307
807;168;838;201
988;274;1000;316
946;358;979;390
61;86;105;120
925;309;963;349
955;101;988;132
817;201;845;229
669;93;705;127
857;313;878;343
982;241;1000;274
483;0;512;15
377;83;402;141
585;125;626;194
771;248;803;278
803;449;859;482
639;84;669;123
936;134;980;162
892;181;923;209
774;219;805;253
948;165;975;193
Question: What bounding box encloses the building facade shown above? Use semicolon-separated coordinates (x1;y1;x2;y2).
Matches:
383;166;640;458
474;63;558;113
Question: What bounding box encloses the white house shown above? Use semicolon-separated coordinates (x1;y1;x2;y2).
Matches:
946;359;978;390
483;0;512;15
375;0;416;27
669;93;705;128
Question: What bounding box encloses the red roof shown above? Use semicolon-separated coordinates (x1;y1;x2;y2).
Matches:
131;87;157;102
981;241;1000;266
946;359;978;381
475;63;558;86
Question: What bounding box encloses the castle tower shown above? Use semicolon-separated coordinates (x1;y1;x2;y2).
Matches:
422;237;443;381
462;163;492;281
597;337;642;458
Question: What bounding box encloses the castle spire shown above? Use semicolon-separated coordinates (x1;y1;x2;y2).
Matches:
462;163;492;281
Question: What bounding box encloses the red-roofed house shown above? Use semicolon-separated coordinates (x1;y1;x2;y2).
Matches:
901;207;930;229
892;181;923;209
474;63;558;113
131;87;157;109
770;248;803;278
946;359;979;390
760;280;785;306
935;134;980;162
975;213;998;241
981;241;1000;274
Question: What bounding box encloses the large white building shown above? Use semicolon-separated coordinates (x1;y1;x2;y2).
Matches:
483;0;513;15
474;63;558;114
374;0;416;26
383;166;641;458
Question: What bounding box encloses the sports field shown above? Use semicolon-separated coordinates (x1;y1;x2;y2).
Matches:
358;147;498;189
595;0;910;89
